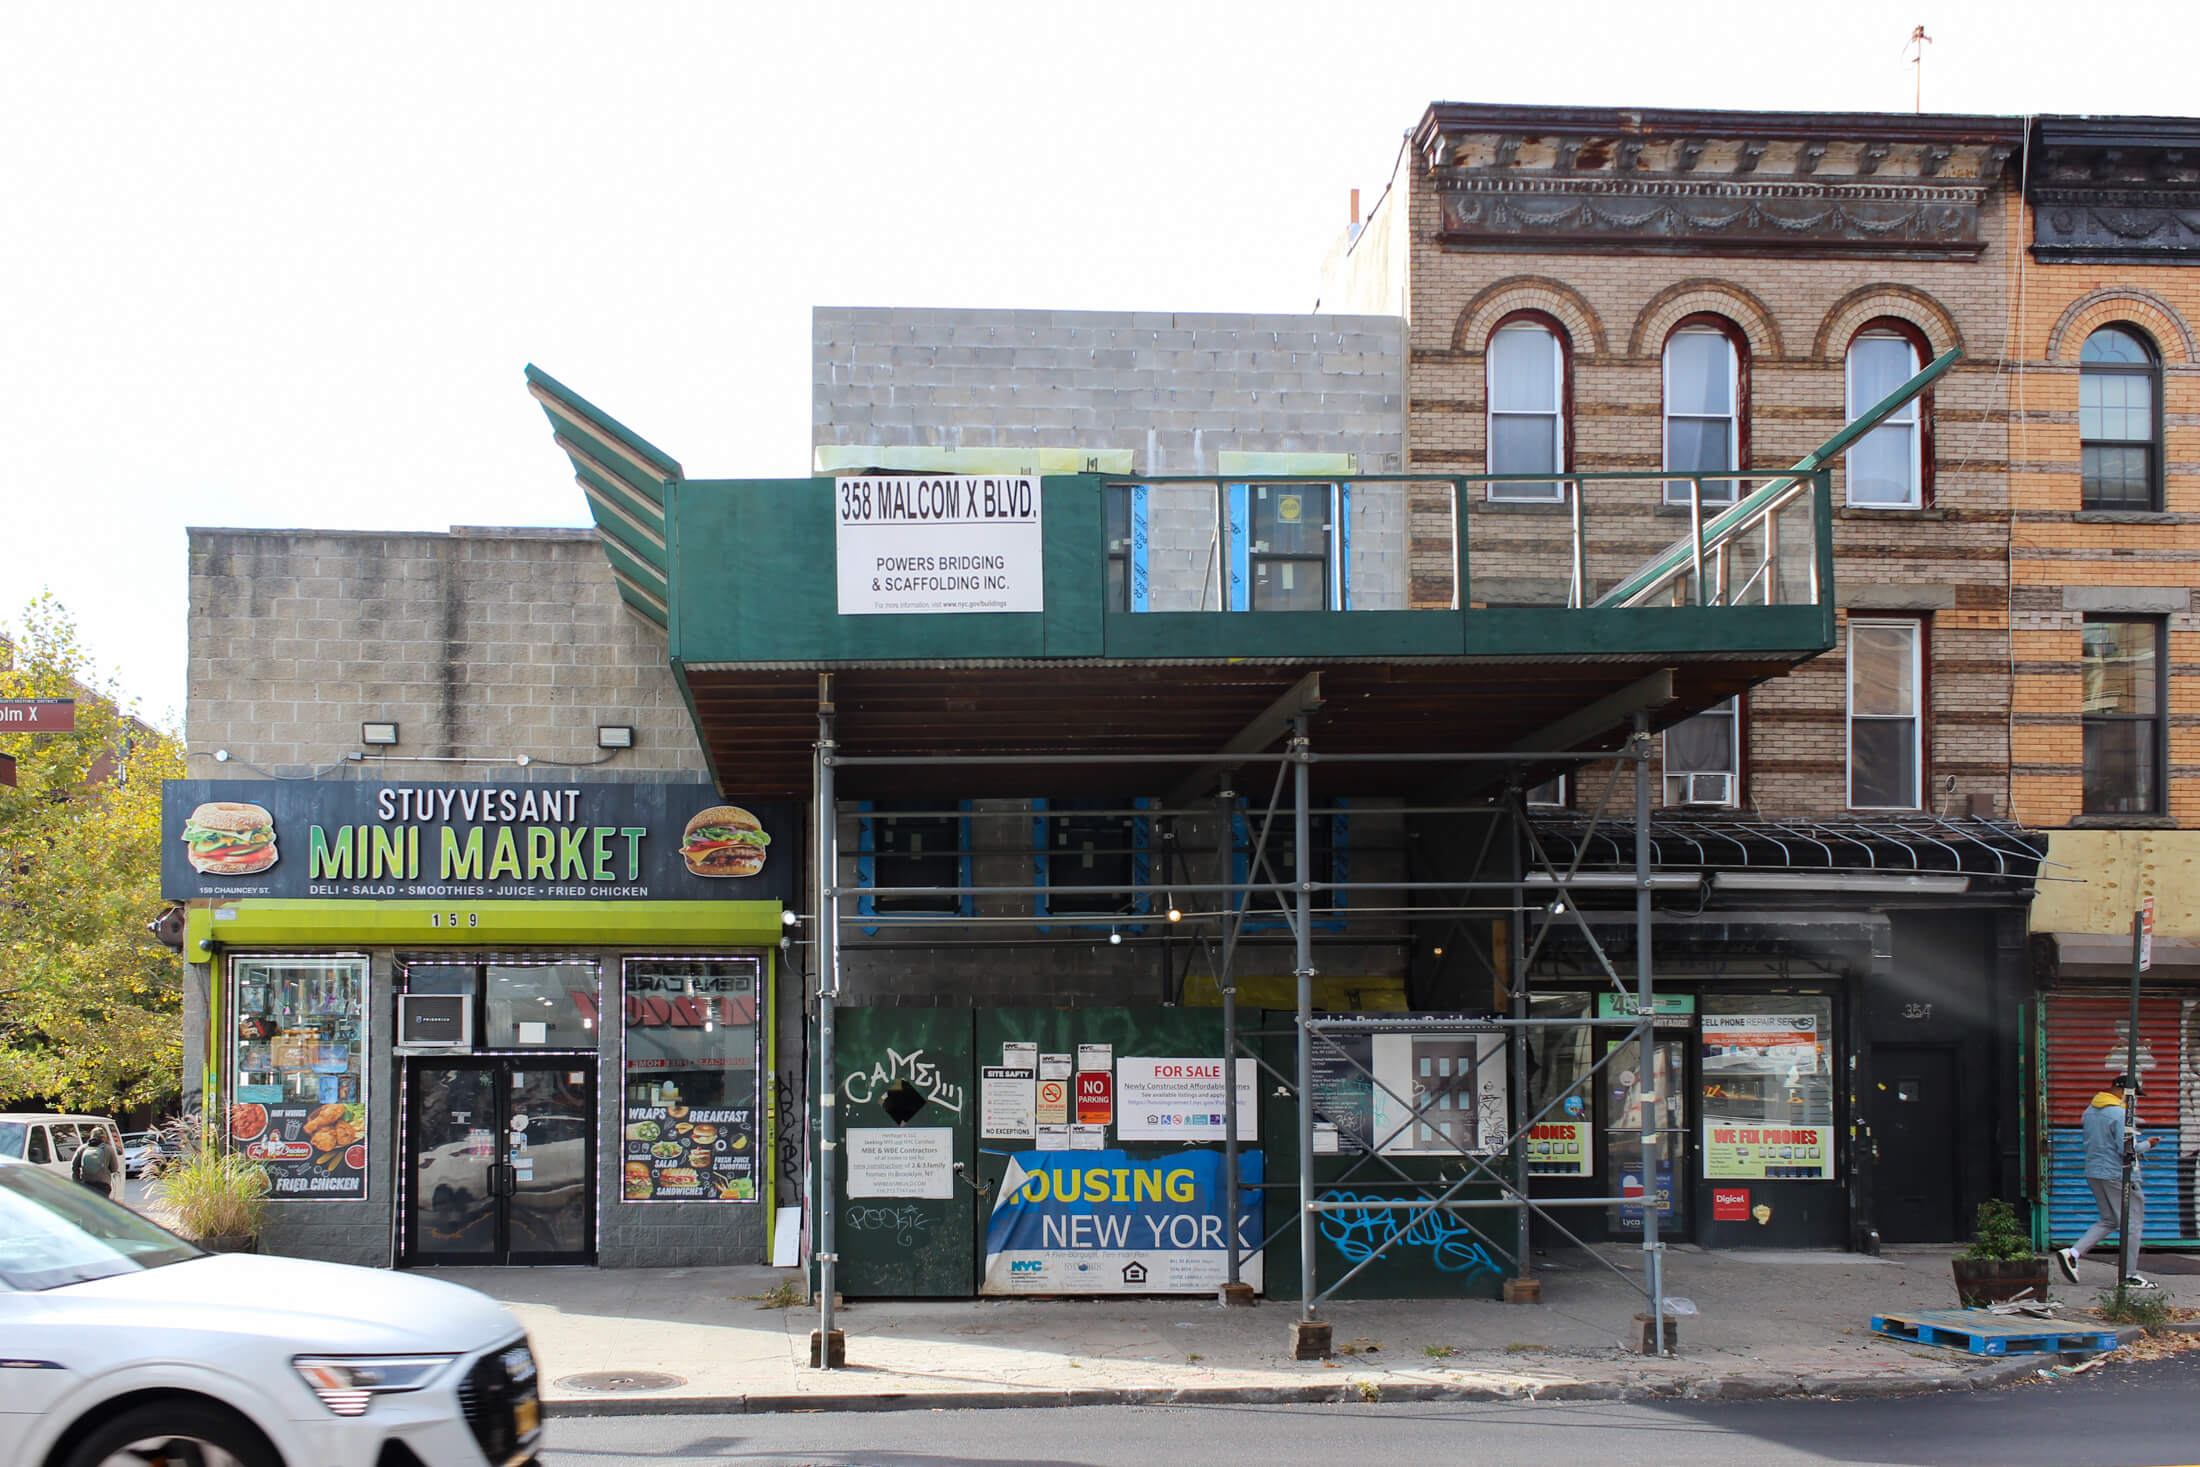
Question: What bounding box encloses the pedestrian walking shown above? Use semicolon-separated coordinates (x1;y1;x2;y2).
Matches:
2057;1074;2158;1288
70;1128;120;1200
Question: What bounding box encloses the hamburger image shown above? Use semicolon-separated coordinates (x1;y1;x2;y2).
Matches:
679;805;769;877
181;801;279;875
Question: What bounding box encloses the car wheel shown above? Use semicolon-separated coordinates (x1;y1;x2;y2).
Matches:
59;1399;279;1467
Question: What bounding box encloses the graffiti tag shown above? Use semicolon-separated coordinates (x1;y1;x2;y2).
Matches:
843;1046;966;1114
1317;1191;1502;1275
844;1204;934;1249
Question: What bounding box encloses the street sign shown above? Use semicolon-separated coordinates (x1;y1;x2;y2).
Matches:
0;699;75;733
1075;1071;1113;1127
0;751;13;787
2139;897;2154;973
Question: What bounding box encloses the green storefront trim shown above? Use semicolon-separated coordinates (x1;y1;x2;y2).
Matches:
183;898;784;962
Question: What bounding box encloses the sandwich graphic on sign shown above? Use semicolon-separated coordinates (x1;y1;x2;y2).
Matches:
181;801;279;875
679;805;770;877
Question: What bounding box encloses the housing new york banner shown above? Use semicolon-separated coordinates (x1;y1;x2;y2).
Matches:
981;1148;1263;1295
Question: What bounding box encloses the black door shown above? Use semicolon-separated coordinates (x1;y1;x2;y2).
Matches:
1870;1044;1958;1243
405;1058;596;1266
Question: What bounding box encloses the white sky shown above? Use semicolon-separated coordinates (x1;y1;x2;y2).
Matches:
6;0;2197;730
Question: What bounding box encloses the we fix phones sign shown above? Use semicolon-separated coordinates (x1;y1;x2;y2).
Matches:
1076;1071;1114;1126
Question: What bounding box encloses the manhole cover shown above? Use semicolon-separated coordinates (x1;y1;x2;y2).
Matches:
556;1371;686;1393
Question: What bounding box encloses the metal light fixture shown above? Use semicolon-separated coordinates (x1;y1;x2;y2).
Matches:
597;725;634;749
1108;929;1123;945
361;722;399;747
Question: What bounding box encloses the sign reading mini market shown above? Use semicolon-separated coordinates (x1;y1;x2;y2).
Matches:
835;474;1044;615
160;780;794;903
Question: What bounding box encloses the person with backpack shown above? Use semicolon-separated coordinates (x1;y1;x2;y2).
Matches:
2057;1074;2159;1288
71;1128;119;1200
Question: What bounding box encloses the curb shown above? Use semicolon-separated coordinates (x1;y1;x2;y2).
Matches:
541;1355;2073;1418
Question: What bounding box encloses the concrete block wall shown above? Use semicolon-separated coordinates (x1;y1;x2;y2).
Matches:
185;527;707;779
1374;158;2019;821
1146;484;1224;611
813;308;1406;478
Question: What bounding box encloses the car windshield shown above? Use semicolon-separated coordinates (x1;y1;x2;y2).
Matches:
0;1123;23;1159
0;1164;202;1290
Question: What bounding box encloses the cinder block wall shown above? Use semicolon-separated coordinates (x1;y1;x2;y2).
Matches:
185;527;707;777
1380;155;2017;821
812;307;1406;477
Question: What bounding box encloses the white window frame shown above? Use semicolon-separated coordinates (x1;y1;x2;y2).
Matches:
1524;774;1568;808
1846;618;1923;811
1662;326;1741;507
1661;697;1740;808
1486;321;1566;503
1845;331;1922;509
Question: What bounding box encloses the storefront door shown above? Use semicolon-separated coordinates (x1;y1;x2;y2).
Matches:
1868;1044;1959;1242
404;1058;596;1266
1606;1030;1688;1237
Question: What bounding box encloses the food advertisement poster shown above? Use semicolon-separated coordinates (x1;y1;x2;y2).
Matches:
981;1148;1263;1296
1114;1057;1258;1141
229;1099;366;1198
1525;1121;1592;1176
159;780;794;903
621;1105;756;1201
834;475;1045;616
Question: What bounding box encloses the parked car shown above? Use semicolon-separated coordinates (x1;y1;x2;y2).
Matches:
121;1129;181;1178
0;1157;542;1467
0;1114;123;1199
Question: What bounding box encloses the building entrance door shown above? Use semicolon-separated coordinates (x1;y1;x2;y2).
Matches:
1869;1044;1958;1243
1606;1031;1688;1238
403;1058;596;1266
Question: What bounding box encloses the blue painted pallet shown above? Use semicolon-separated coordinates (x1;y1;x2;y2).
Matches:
1870;1309;2122;1357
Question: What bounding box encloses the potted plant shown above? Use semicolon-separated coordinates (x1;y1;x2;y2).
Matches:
1951;1199;2051;1307
148;1112;270;1252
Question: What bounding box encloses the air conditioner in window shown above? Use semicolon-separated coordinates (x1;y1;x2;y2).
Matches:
1682;772;1733;807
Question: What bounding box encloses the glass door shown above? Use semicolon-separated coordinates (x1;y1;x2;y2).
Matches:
1606;1032;1689;1236
405;1059;595;1266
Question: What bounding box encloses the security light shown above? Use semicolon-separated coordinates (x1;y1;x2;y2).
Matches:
361;722;398;746
597;725;634;749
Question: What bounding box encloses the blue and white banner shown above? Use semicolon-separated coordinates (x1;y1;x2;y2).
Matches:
981;1148;1263;1295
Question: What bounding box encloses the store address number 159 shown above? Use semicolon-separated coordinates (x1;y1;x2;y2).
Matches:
428;912;482;929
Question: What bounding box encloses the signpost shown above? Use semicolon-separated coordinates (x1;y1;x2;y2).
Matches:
2121;898;2152;1287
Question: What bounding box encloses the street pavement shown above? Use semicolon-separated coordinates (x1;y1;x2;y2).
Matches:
536;1350;2200;1466
425;1243;2199;1413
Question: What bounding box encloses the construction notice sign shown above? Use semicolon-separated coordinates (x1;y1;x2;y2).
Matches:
835;476;1044;615
1076;1071;1113;1127
1036;1076;1069;1125
0;699;75;733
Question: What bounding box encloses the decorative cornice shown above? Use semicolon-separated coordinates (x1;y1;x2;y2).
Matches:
1415;109;2015;259
2026;121;2200;263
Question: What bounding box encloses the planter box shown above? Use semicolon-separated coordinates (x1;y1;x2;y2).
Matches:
1952;1256;2050;1307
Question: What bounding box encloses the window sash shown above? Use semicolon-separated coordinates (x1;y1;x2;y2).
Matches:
1663;330;1739;506
869;808;964;915
1846;335;1921;508
1847;620;1922;809
2082;619;2164;815
1488;325;1565;502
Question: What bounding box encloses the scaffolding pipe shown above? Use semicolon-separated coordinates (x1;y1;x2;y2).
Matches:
1293;718;1317;1322
1636;711;1666;1355
813;690;842;1366
1220;787;1243;1289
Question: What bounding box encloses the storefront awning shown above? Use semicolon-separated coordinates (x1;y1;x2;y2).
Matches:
1530;815;2044;888
182;899;783;962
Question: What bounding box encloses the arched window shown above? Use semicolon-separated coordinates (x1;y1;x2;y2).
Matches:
1485;316;1568;502
2080;325;2161;511
1846;322;1929;508
1663;318;1745;506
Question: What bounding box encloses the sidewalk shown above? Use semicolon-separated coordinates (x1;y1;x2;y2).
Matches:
426;1245;2199;1416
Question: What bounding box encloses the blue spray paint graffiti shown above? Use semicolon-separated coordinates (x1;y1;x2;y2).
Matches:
1316;1191;1502;1275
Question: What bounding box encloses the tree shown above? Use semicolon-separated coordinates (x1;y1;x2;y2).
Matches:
0;595;184;1113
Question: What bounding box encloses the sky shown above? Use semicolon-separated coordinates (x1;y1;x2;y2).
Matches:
6;0;2199;732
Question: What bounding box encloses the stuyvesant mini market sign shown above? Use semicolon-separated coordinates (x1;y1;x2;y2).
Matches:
160;780;794;903
835;475;1043;615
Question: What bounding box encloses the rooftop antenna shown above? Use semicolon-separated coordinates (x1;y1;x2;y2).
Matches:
1906;24;1932;113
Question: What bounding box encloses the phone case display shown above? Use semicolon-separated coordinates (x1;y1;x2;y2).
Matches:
231;956;370;1199
1700;999;1836;1181
621;958;763;1202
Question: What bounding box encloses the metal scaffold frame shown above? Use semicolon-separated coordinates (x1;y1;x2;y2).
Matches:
802;672;1680;1365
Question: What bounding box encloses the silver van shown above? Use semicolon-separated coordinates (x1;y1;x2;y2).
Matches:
0;1114;123;1199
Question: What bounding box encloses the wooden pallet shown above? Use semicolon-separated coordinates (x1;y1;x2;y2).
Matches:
1870;1309;2122;1357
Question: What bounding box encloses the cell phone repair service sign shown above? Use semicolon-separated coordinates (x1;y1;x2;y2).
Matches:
836;475;1043;615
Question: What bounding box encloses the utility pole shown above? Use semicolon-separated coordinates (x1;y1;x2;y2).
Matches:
2119;898;2151;1288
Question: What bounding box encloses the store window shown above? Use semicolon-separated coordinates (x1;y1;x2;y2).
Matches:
1700;994;1836;1181
1034;798;1147;919
620;957;763;1203
1847;617;1923;810
230;954;369;1200
1663;698;1739;807
396;959;601;1048
1486;319;1568;502
1524;992;1593;1176
2082;617;2164;816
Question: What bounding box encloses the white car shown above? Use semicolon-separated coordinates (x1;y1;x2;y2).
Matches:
0;1158;542;1467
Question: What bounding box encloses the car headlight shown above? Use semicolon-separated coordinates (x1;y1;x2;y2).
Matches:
292;1355;458;1416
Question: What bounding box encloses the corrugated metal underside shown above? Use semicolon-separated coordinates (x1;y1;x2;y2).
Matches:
683;657;1794;798
681;649;1822;672
524;365;680;628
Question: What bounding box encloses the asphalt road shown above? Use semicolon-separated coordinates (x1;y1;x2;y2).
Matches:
538;1353;2200;1467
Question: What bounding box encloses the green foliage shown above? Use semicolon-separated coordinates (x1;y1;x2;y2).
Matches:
150;1113;270;1241
2096;1286;2173;1332
0;595;184;1112
1959;1199;2038;1262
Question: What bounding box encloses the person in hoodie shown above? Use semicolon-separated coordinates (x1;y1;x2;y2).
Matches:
2056;1073;2159;1288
